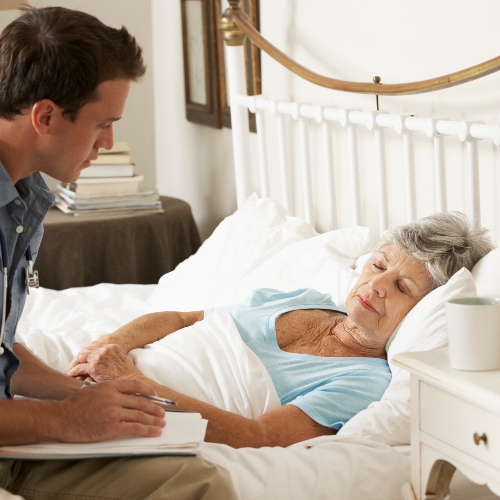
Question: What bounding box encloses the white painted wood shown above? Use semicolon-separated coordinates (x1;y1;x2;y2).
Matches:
300;103;322;122
393;349;500;500
433;137;447;213
277;100;300;119
298;117;314;227
420;382;500;468
410;376;422;500
225;45;251;208
405;116;428;133
348;110;367;126
323;107;348;126
421;436;500;498
403;133;417;222
347;125;361;226
401;482;417;500
276;114;291;211
470;123;500;146
322;121;336;230
393;349;500;416
374;128;389;234
230;94;500;234
255;110;270;198
467;140;481;225
435;120;462;137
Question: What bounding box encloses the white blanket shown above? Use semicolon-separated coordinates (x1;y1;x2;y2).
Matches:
130;311;281;418
17;286;281;418
17;285;494;500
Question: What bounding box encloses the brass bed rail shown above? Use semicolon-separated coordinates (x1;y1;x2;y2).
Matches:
220;0;500;96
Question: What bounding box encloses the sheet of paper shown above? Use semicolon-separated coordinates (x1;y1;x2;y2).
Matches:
0;413;205;455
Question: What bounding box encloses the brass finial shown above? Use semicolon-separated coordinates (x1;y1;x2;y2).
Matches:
219;3;246;46
373;76;381;110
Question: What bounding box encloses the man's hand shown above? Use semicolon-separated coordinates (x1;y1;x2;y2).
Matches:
67;342;140;382
55;379;166;443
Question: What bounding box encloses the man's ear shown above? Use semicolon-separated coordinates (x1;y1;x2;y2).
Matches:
31;99;60;136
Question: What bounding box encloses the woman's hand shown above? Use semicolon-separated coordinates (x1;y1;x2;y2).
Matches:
67;342;142;383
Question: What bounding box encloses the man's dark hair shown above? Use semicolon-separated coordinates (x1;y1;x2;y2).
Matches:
0;6;146;121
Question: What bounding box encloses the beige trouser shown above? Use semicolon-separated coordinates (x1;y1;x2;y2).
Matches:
0;455;237;500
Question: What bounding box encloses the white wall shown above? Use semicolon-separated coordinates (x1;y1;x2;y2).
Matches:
152;0;238;240
0;0;156;192
260;0;500;244
153;0;500;245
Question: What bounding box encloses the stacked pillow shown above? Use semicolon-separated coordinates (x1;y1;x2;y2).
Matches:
471;248;500;297
148;194;369;311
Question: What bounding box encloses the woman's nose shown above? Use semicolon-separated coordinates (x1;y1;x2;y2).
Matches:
368;274;389;297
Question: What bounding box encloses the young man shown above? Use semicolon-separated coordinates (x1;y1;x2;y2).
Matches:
0;7;236;500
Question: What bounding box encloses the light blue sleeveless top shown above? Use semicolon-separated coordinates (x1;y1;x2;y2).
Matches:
205;288;391;430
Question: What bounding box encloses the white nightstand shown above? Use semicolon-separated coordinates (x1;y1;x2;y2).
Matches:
393;349;500;500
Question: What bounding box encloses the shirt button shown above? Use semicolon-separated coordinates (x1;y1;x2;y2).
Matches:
14;200;21;206
16;226;23;233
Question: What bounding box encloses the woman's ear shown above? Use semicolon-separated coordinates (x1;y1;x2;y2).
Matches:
31;99;59;135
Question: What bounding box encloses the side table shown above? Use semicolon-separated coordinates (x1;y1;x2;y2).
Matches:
36;196;201;290
393;349;500;500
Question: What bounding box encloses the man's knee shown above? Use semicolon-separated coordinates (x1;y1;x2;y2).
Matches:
144;456;237;500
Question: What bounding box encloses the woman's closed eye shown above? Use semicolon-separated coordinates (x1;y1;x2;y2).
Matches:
372;263;407;293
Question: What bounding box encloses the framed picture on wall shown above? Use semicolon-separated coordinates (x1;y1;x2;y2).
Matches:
214;0;261;132
181;0;222;128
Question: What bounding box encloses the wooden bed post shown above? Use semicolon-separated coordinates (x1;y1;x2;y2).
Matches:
220;0;252;209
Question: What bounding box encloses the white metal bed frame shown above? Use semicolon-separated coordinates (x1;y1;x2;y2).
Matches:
224;43;500;236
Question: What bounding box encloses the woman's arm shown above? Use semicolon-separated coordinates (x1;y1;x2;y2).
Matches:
67;311;204;376
66;344;336;448
87;310;203;352
101;311;204;351
144;378;337;448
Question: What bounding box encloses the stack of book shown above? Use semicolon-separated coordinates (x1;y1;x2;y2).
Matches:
55;142;163;216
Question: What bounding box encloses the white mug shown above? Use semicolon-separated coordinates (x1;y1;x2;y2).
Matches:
446;297;500;371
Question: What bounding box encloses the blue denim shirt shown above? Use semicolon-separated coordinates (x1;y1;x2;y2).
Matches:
0;161;54;398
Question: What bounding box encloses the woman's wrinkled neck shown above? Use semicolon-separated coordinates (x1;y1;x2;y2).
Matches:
332;316;388;360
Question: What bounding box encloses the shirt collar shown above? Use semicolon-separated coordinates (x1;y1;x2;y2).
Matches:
0;161;19;209
0;160;55;210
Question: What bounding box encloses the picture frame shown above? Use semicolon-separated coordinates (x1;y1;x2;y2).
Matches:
181;0;222;128
214;0;261;132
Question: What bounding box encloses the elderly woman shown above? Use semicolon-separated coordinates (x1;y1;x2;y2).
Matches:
67;212;494;448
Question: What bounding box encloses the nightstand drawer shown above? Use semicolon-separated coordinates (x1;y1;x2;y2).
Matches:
420;382;500;469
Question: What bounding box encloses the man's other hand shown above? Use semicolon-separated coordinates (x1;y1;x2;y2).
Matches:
55;379;166;442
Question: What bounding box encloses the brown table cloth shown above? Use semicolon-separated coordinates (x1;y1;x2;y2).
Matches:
36;196;201;290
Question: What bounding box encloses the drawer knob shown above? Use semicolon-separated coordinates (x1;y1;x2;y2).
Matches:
473;432;487;446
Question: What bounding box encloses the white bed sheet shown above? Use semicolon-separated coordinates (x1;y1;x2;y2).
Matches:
16;284;499;500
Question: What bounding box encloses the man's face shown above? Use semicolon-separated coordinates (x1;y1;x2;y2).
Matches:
39;79;131;183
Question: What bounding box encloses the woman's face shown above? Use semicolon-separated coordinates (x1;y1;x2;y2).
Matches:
346;245;431;343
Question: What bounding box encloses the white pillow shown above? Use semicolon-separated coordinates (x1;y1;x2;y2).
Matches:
338;268;477;446
354;252;372;274
148;194;369;311
472;248;500;297
148;194;317;311
229;231;364;310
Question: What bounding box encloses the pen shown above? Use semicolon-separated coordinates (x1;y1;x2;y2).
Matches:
82;381;176;405
132;393;176;406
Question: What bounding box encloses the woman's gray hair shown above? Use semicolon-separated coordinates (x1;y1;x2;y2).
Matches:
375;211;495;291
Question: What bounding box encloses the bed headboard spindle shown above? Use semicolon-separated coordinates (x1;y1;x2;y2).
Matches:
221;5;500;239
